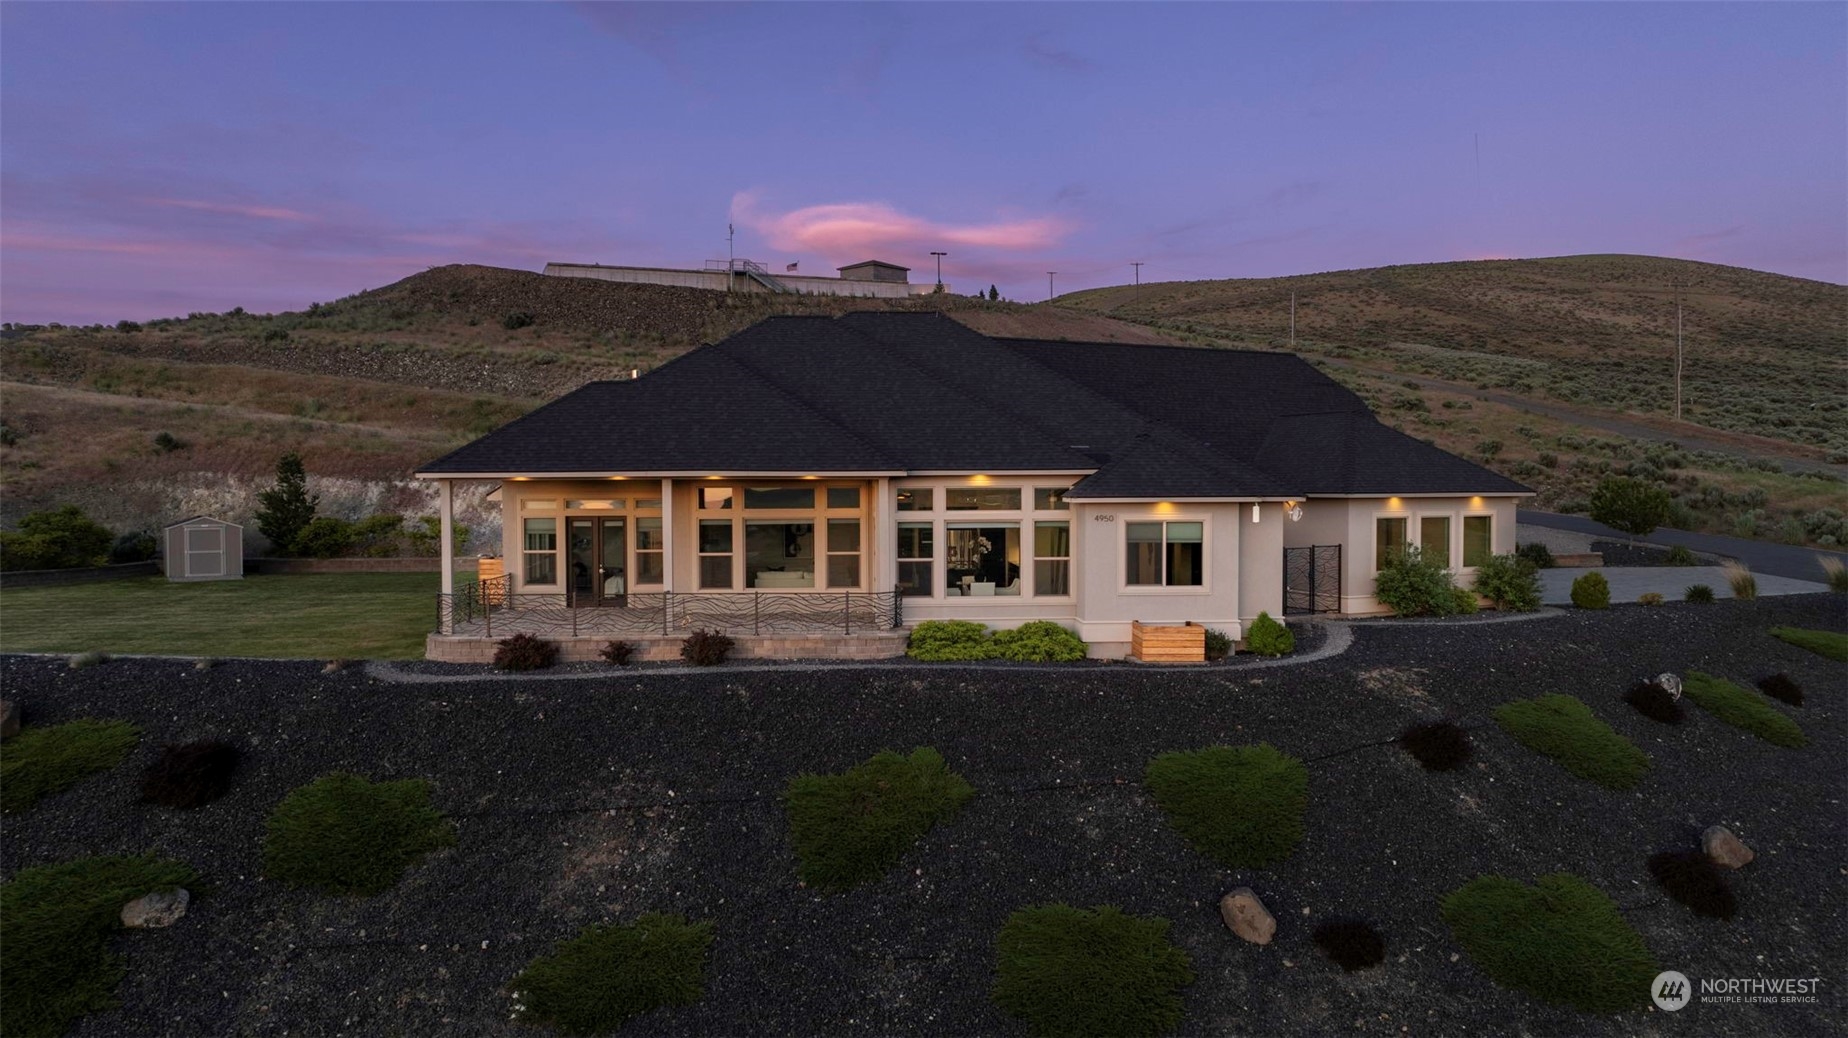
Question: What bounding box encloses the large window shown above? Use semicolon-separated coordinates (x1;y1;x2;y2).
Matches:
827;520;861;588
947;487;1021;511
634;517;664;585
1034;487;1070;511
1375;516;1408;570
698;486;734;510
744;486;814;510
523;518;558;585
698;520;733;589
1126;521;1203;587
897;523;933;597
746;522;814;588
947;524;1021;595
1421;516;1452;569
1463;515;1493;568
1034;521;1071;596
896;488;932;511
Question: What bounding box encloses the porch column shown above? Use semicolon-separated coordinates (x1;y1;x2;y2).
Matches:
872;477;895;593
438;479;455;596
659;478;675;592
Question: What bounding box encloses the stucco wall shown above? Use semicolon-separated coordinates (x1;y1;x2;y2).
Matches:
542;263;936;298
1282;495;1521;614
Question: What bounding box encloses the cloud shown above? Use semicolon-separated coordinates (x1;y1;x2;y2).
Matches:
1022;33;1094;74
150;198;316;222
1672;225;1746;250
731;192;1073;257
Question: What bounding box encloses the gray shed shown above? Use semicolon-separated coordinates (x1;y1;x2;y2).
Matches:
163;516;244;581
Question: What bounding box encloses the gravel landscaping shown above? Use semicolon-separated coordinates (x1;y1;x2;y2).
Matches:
0;593;1843;1037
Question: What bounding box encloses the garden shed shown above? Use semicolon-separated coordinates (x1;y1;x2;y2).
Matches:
163;516;244;582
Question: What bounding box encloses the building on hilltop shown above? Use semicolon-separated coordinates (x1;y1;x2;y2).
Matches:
543;257;939;298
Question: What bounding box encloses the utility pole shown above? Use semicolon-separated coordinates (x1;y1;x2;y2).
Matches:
1047;271;1057;302
930;251;947;292
1674;280;1684;422
1131;261;1143;303
726;223;735;293
1289;291;1296;348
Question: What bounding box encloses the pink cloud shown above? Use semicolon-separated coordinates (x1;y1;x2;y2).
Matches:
732;192;1073;258
151;198;316;222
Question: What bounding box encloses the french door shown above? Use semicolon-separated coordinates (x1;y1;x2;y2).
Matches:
567;517;628;606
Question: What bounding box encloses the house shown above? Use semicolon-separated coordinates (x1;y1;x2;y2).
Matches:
416;312;1529;660
543;258;940;298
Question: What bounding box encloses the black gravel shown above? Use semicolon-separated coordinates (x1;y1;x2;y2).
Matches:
2;594;1843;1037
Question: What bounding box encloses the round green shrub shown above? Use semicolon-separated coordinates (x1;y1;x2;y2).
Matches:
1243;612;1294;656
1202;628;1233;660
1441;873;1657;1012
1450;586;1481;614
1570;572;1610;609
993;904;1194;1037
290;516;355;558
1514;542;1555;569
1144;743;1307;867
1374;545;1464;616
262;773;456;895
512;914;713;1035
905;620;995;661
1684;583;1715;603
992;621;1086;662
1471;553;1542;611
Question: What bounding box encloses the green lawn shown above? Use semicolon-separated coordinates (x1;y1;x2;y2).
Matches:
0;574;439;660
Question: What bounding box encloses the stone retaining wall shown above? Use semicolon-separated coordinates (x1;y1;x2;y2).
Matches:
426;630;909;664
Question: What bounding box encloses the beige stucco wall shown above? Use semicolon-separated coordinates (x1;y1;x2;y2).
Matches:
1282;495;1521;614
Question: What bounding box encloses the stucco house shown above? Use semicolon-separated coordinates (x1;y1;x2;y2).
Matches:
417;312;1529;660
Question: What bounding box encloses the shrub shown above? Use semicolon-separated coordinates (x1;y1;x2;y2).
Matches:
1374;545;1463;616
151;431;186;453
1514;542;1555;569
1757;673;1802;707
1144;744;1307;868
1684;583;1715;603
255;452;319;554
107;531;157;564
493;632;558;671
1569;572;1610;609
1721;560;1756;600
599;639;636;666
1647;850;1737;919
511;914;713;1034
290;516;354;558
1440;873;1656;1012
1471;553;1541;611
992;621;1086;662
1683;671;1805;747
680;628;733;666
1771;626;1848;661
1493;694;1649;789
1;718;140;812
67;649;110;669
1638;592;1664;606
1312;918;1387;971
1818;555;1848;592
1400;720;1472;771
502;311;535;330
1244;612;1295;656
993;904;1194;1038
1589;476;1672;538
0;855;198;1037
349;513;406;557
0;506;114;570
141;741;241;809
1624;681;1684;724
784;747;974;890
1202;628;1233;660
262;773;456;895
1664;545;1696;566
906;619;996;661
1450;586;1480;614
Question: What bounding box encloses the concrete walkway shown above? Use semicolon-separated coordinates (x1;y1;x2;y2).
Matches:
1539;565;1826;605
1519;509;1847;584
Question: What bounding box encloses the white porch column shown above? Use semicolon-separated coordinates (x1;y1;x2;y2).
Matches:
438;480;455;596
659;478;675;592
872;477;895;593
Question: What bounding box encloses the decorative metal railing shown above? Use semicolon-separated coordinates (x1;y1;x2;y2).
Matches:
436;576;902;638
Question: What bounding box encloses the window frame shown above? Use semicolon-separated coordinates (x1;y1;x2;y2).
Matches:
1120;516;1209;593
1373;513;1409;573
521;517;560;588
1418;513;1453;571
1461;512;1494;570
896;521;934;598
1033;520;1072;597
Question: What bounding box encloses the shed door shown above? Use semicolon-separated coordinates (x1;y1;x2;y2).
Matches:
186;525;224;577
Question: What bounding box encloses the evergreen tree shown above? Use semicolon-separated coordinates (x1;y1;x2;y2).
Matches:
988;284;999;302
256;452;319;553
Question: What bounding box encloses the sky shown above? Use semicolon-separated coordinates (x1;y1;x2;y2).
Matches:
2;2;1843;324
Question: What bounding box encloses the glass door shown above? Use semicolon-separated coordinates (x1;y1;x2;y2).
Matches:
599;519;627;605
568;518;596;606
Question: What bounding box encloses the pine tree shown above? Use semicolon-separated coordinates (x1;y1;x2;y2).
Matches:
255;452;319;554
988;284;999;302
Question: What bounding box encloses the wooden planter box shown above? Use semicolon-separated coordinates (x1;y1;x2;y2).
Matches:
477;556;506;604
1130;620;1206;663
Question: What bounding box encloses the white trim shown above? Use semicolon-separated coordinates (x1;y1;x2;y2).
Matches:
1119;514;1211;595
1415;511;1455;571
1306;492;1535;499
417;470;908;480
1066;496;1285;504
1459;511;1495;571
1370;510;1410;575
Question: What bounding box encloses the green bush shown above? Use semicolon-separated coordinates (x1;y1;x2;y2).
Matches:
502;311;535;330
1664;545;1697;566
511;914;713;1035
1;855;198;1037
905;620;995;661
993;904;1194;1038
1638;592;1664;606
1202;628;1233;660
1374;545;1463;616
1589;476;1672;538
1684;583;1715;603
262;773;456;895
783;747;974;890
1514;542;1555;569
108;531;158;564
680;628;733;666
290;516;354;558
1569;572;1610;609
349;513;406;557
1683;672;1806;747
1472;553;1541;611
1441;873;1657;1012
1450;586;1481;614
1243;612;1294;656
1;719;140;813
1770;626;1848;661
0;506;114;570
1144;744;1307;868
1493;694;1649;789
992;621;1086;662
494;632;558;671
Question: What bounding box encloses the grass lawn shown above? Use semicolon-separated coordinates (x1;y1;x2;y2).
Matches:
1770;626;1848;662
0;574;439;660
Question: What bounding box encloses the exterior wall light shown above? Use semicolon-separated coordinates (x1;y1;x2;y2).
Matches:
1251;503;1261;523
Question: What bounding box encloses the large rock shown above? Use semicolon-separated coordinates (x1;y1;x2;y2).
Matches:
121;888;190;929
1701;825;1754;869
1220;888;1276;945
0;699;18;740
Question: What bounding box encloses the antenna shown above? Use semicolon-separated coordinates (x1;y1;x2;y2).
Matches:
1131;262;1143;303
727;223;735;293
1047;271;1057;302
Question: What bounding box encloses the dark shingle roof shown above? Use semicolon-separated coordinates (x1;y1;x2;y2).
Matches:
419;312;1529;498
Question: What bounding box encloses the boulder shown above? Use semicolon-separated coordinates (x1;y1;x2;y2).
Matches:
1;699;18;740
1220;888;1276;945
121;888;190;929
1701;825;1754;869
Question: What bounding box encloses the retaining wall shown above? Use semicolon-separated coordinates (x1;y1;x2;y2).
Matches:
426;630;909;664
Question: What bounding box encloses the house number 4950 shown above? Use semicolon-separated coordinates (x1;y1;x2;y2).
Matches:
1093;513;1115;522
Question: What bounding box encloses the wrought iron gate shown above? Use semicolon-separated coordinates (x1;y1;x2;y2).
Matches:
1283;545;1341;615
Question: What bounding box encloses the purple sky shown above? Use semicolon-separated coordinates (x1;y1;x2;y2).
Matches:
3;2;1843;324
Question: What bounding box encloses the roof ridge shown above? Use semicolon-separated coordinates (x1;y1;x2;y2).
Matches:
711;332;908;470
987;334;1296;358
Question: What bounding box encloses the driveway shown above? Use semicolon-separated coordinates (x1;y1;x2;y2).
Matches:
1519;509;1848;584
1540;566;1826;605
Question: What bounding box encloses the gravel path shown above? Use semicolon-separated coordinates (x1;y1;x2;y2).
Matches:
2;594;1843;1037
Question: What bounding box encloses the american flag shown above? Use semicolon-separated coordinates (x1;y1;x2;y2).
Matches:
785;262;799;272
